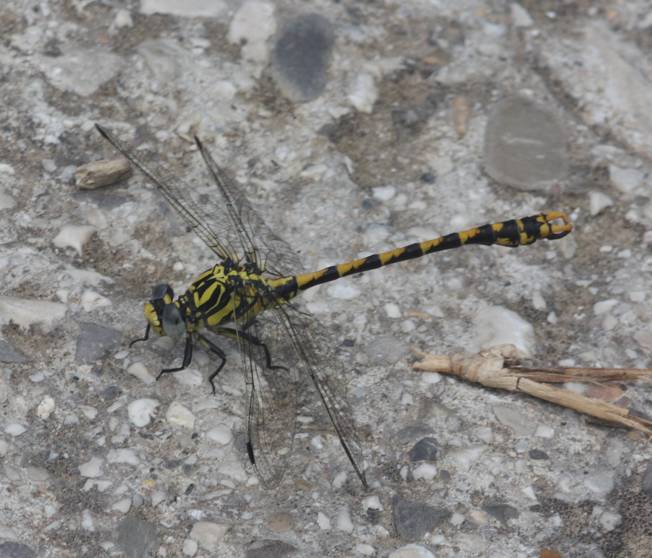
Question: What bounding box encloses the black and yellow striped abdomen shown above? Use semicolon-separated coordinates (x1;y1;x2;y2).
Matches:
269;212;572;296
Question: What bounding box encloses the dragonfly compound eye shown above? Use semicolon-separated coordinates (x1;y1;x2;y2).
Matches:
162;303;186;338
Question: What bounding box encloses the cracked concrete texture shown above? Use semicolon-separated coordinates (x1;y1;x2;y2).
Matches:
1;1;651;557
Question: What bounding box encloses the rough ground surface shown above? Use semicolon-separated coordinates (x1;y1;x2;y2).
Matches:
1;1;652;557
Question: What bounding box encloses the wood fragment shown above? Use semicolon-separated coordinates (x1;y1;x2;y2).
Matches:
75;158;131;189
412;344;652;435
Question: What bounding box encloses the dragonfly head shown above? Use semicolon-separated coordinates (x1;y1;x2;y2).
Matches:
144;284;186;338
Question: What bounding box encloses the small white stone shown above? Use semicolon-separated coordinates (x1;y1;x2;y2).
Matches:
389;544;435;558
511;3;533;27
332;471;348;489
166;401;195;429
317;511;331;530
80;290;111;312
589;191;614;216
113;9;133;28
335;506;353;533
532;291;546;311
0;190;16;210
384;303;401;318
126;362;156;385
36;396;55;419
472;306;535;357
0;438;9;456
599;510;621;531
328;282;361;300
536;426;555;440
348;73;378;114
172;368;204;387
311;435;324;451
79;456;104;478
80;405;98;420
609;165;644;194
372;185;396;201
183;538;198;556
629;291;646;303
53;224;96;256
228;1;276;62
0;296;66;329
362;495;382;511
152;490;166;507
127;398;159;427
356;543;376;556
190;521;230;551
111;498;132;514
81;509;95;531
593;299;619;315
5;423;26;437
412;462;437;481
107;448;139;465
206;425;232;445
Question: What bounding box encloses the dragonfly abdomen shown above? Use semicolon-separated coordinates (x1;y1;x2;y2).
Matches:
289;212;572;292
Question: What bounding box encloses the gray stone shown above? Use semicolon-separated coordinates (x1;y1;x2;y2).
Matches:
482;501;519;524
408;437;439;462
0;542;36;558
0;340;27;363
271;14;334;102
392;497;451;540
116;517;157;558
245;540;298;558
484;96;568;191
75;322;122;363
528;448;549;460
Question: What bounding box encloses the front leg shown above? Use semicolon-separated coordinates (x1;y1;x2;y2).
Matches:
157;335;193;380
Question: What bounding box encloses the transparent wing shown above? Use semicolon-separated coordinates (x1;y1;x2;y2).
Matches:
251;292;369;488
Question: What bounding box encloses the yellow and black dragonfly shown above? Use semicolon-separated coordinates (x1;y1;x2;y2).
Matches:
96;124;572;489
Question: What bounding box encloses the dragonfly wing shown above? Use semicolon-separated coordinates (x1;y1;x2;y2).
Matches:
261;295;369;488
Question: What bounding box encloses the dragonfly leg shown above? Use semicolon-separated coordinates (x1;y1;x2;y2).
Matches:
157;335;193;381
196;333;227;395
214;326;287;372
129;324;151;348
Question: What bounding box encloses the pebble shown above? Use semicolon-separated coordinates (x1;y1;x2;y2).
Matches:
363;495;383;512
128;399;159;427
166;402;196;429
111;498;132;514
0;542;36;558
588;191;614;216
408;437;439;462
189;521;230;552
356;544;376;556
389;546;435;558
348;73;378;114
492;404;536;436
392;497;451;540
116;517;158;558
79;456;104;478
75;322;122;363
511;3;533;27
335;506;353;533
228;1;276;63
36;396;55;419
0;296;66;329
372;185;396;201
112;9;133;29
593;299;619;315
609;165;643;194
384;303;401;318
472;306;535;356
107;448;139;465
5;423;26;437
584;470;615;499
317;511;331;530
206;425;232;445
599;509;621;531
80;290;111;312
81;510;95;531
271;13;334;101
412;463;438;481
245;540;297;558
0;339;27;363
0;439;8;456
126;362;156;385
483;96;568;191
172;368;204;387
183;538;198;556
75;158;131;189
52;225;96;256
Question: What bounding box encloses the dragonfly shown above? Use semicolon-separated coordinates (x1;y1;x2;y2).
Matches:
95;124;573;489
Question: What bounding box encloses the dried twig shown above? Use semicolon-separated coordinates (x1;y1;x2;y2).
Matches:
412;344;652;435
